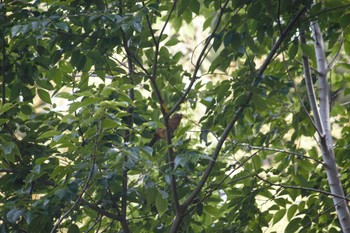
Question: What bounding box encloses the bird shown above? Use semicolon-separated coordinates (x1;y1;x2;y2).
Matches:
148;113;183;147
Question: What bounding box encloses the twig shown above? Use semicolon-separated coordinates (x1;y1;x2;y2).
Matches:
300;193;350;231
169;0;231;116
50;122;100;233
234;143;324;165
1;28;6;105
281;50;319;136
256;175;350;201
80;198;122;221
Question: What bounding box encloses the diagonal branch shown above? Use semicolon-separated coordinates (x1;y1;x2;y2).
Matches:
182;5;307;209
299;29;325;137
169;0;230;116
168;7;308;232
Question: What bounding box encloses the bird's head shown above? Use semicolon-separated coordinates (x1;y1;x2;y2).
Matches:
172;113;184;120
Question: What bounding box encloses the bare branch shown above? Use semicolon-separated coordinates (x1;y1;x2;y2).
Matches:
256;175;350;201
300;29;325;137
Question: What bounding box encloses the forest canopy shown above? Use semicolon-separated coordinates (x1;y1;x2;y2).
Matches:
1;0;350;232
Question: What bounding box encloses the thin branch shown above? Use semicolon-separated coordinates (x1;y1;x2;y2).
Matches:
234;143;324;165
1;30;5;105
280;51;319;135
80;198;122;221
300;29;325;137
85;212;102;233
157;0;178;45
256;175;350;201
327;36;343;71
0;168;15;173
300;193;350;231
50;122;100;233
306;3;350;22
311;22;350;232
169;0;231;116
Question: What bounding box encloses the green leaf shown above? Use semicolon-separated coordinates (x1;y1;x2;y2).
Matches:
272;209;286;224
21;104;33;115
10;81;21;101
102;118;120;129
11;25;22;37
37;130;60;140
1;141;15;155
300;44;315;59
344;39;350;56
71;50;86;71
285;218;301;233
224;31;234;47
7;208;24;223
38;89;52;104
287;204;298;221
68;224;80;233
1;103;15;114
288;41;299;59
48;68;63;86
155;191;168;217
188;0;200;15
54;22;69;32
204;205;218;216
252;155;261;169
165;38;181;46
274;198;286;207
234;94;249;106
0;118;9;125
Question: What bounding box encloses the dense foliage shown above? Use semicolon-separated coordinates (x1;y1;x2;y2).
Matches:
1;0;350;232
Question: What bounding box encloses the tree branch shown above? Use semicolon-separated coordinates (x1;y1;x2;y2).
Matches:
256;175;350;201
144;0;181;212
169;6;308;232
311;22;350;232
50;126;98;233
299;29;325;137
1;29;6;105
169;0;231;116
80;198;122;221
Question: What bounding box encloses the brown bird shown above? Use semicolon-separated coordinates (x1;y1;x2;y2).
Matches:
148;113;183;147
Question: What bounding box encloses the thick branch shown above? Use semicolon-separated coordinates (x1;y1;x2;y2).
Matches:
311;22;350;232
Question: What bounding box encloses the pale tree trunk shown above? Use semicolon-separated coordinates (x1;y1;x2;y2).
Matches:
301;22;350;232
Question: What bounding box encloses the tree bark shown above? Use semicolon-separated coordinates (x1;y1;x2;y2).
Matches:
309;22;350;232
